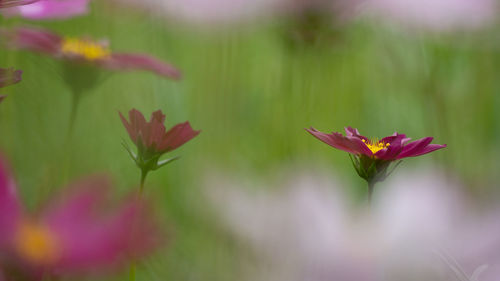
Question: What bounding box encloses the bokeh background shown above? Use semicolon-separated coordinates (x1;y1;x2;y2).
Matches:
1;0;500;280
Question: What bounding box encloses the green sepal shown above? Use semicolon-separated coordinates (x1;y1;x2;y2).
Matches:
154;156;180;170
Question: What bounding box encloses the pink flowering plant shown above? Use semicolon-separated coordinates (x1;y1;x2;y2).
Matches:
0;26;181;132
307;126;446;199
0;26;181;82
120;109;200;191
0;155;162;280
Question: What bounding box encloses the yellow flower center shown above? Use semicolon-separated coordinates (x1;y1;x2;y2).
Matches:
362;139;390;154
61;37;110;60
15;222;61;265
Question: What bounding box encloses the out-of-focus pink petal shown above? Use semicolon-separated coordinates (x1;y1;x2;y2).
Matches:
158;122;200;152
103;53;181;80
0;67;23;88
147;110;167;150
121;109;148;145
2;0;89;19
112;0;277;25
42;177;162;272
365;0;497;32
0;0;37;8
0;26;61;55
0;155;22;245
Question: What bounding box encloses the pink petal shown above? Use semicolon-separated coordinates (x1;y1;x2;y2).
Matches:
42;177;163;272
103;53;181;80
0;26;61;56
0;155;22;245
2;0;89;20
397;137;435;159
158;121;200;152
307;128;372;156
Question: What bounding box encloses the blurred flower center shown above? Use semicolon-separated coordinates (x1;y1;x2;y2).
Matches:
15;222;61;265
61;38;110;60
362;139;389;154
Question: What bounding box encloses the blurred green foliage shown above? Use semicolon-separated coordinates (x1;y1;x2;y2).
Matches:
1;1;500;280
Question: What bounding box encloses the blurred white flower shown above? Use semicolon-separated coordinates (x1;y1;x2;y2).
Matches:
205;167;500;281
364;0;497;32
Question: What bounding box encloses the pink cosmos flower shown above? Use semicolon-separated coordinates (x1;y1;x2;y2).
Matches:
120;109;200;156
2;0;90;20
120;109;200;185
307;126;446;160
0;155;162;280
0;26;181;80
0;67;22;88
0;0;36;8
365;0;497;32
306;126;446;193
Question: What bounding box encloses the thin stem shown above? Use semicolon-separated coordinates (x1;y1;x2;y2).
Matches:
367;181;375;204
66;89;82;142
129;263;136;281
139;169;148;194
129;169;148;281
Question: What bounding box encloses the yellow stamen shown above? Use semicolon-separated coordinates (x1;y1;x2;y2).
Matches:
61;37;110;60
15;222;61;265
362;138;390;154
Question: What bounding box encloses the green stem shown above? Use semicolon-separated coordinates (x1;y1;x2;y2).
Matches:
129;263;136;281
129;169;149;281
139;169;148;194
66;89;82;142
367;181;375;204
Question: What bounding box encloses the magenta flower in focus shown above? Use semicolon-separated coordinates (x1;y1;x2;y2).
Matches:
0;26;181;80
0;155;162;280
2;0;90;20
120;109;200;189
0;67;22;88
0;0;36;8
306;126;446;197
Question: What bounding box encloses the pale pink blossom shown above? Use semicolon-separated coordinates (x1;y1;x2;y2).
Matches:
365;0;497;31
2;0;90;20
206;167;500;281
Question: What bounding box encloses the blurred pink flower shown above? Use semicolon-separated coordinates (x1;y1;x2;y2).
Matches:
110;0;277;25
110;0;360;26
0;155;162;280
0;26;181;80
1;0;90;19
0;0;36;8
120;108;200;188
206;168;500;281
365;0;497;31
120;109;200;156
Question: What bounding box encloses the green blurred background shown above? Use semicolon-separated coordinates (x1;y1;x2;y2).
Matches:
1;1;500;280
